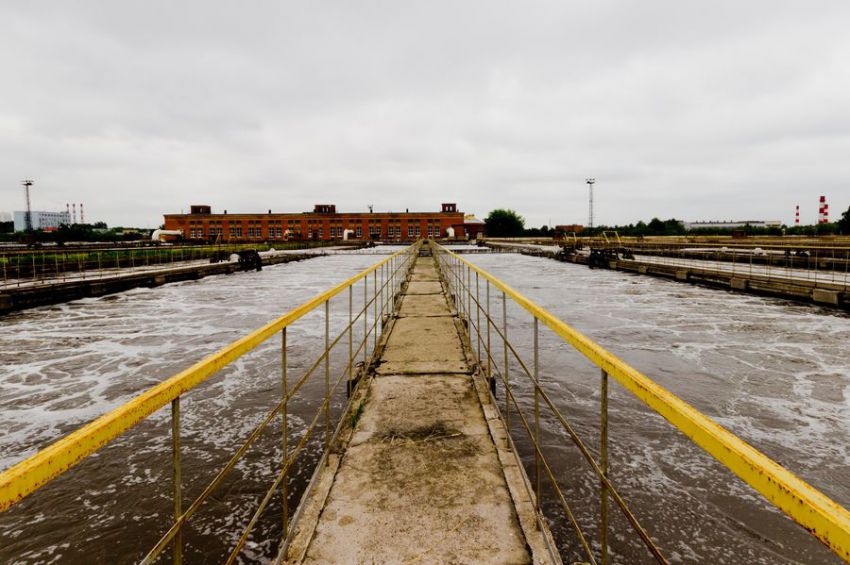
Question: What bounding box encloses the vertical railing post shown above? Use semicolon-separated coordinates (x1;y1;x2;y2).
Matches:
324;300;330;465
502;291;510;431
171;397;183;565
533;317;540;511
363;276;368;366
281;327;289;534
475;272;481;363
348;285;354;396
486;280;492;381
373;269;378;351
380;262;385;332
600;369;610;565
466;265;471;326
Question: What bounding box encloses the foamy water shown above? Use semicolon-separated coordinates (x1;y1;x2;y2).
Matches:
1;249;847;563
464;253;849;564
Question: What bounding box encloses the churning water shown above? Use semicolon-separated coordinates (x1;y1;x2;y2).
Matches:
1;249;848;563
464;253;849;564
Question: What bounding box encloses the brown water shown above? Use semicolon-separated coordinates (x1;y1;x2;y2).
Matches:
1;250;848;563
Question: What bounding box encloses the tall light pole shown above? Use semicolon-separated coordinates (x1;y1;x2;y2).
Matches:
586;178;595;229
21;179;34;232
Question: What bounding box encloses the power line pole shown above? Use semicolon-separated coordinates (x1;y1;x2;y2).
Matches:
21;179;34;232
586;178;595;229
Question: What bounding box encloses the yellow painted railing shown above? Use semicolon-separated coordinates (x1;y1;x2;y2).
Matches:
0;243;420;562
434;243;850;563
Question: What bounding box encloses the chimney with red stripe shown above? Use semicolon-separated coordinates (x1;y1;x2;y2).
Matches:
818;196;829;224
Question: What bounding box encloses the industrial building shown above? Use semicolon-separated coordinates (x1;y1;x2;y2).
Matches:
684;220;782;231
163;203;483;242
13;210;71;232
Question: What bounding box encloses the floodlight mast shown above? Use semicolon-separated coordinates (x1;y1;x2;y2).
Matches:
22;179;34;232
586;178;595;229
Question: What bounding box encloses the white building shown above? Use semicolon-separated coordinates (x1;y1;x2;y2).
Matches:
13;210;71;231
684;220;782;231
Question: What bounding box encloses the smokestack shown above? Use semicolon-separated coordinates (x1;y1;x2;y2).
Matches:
80;203;84;224
72;203;77;224
818;196;829;224
795;204;800;225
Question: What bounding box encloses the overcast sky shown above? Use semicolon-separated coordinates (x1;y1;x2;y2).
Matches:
1;1;849;228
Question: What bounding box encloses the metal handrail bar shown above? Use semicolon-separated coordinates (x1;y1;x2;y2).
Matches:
443;252;664;562
0;243;418;511
142;246;416;562
456;277;665;562
435;243;850;562
141;282;381;563
224;328;370;564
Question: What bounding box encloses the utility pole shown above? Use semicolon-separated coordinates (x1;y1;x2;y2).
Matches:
22;179;34;232
586;178;595;229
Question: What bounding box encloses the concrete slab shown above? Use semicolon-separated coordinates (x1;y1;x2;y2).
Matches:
813;288;840;306
409;272;441;282
300;373;531;565
380;316;468;366
405;280;443;295
398;292;452;317
350;375;485;445
282;253;554;565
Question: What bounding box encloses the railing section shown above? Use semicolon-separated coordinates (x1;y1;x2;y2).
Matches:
433;242;850;564
0;242;420;563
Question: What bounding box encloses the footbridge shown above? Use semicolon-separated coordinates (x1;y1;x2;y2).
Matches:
1;242;849;563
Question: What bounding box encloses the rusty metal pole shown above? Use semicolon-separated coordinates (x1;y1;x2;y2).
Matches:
373;270;378;352
171;397;183;565
600;369;610;565
533;317;540;511
502;291;510;431
281;327;289;533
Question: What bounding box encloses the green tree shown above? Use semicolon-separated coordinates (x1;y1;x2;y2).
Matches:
838;205;850;234
485;209;525;237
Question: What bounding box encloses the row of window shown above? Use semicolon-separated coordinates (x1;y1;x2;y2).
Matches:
187;226;444;239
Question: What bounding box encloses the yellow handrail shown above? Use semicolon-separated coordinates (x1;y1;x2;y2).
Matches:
0;243;418;512
435;243;850;562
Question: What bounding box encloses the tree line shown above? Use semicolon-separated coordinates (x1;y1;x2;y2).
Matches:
484;207;850;237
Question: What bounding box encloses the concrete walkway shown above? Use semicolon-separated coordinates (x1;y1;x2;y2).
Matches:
282;254;555;564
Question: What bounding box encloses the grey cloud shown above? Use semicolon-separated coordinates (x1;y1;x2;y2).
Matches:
1;1;848;228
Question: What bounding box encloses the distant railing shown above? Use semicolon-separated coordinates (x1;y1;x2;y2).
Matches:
0;241;345;289
0;242;420;563
433;242;850;564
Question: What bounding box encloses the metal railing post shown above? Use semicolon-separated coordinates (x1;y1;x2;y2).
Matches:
503;291;510;431
324;300;330;465
476;272;481;363
380;262;385;331
486;280;492;380
363;276;368;366
281;327;289;534
600;369;610;565
373;269;378;351
533;317;540;511
171;397;183;565
466;265;471;324
348;286;354;396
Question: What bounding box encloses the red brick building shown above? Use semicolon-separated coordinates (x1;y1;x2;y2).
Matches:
163;203;472;242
